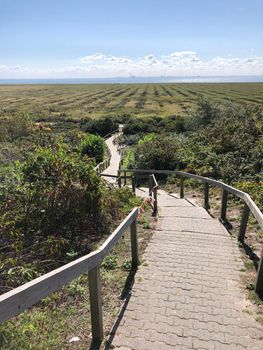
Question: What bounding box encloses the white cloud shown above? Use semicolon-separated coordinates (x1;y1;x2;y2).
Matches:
1;52;263;78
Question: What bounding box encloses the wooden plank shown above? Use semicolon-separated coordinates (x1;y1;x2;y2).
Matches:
89;266;103;344
99;207;138;259
124;170;127;186
238;203;250;242
255;247;263;295
117;170;121;188
244;194;263;229
179;177;184;198
0;207;138;325
0;250;101;324
153;186;158;215
220;189;228;222
120;169;246;200
204;183;209;209
130;220;139;269
132;176;136;193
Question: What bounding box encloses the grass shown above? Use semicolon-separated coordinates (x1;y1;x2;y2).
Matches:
0;83;263;120
0;205;155;349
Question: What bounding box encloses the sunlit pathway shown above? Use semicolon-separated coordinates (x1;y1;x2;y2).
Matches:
101;136;263;349
108;191;263;350
101;134;121;183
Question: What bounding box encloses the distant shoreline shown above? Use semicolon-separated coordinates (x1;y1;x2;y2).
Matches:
0;76;263;85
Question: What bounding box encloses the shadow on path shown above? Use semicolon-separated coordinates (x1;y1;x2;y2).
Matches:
89;269;137;350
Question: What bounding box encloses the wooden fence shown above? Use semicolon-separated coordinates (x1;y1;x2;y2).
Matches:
0;207;139;345
119;168;263;294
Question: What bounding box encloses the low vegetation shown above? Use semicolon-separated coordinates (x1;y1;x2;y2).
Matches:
121;98;262;208
0;83;263;120
0;83;262;346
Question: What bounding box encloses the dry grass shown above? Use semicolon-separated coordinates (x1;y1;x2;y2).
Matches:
0;206;156;350
0;83;262;120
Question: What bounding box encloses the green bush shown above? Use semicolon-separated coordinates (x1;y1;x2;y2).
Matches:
130;99;262;183
0;142;105;290
84;115;123;136
78;133;106;163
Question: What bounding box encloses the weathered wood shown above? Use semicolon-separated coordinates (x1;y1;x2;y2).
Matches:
148;175;153;196
124;171;127;186
130;220;139;269
0;250;101;324
204;183;209;209
179;177;184;199
88;266;103;344
120;169;247;200
0;207;138;326
99;208;139;259
117;170;121;188
255;247;263;295
132;176;136;193
238;203;250;242
244;194;263;229
120;168;263;230
153;186;158;215
220;189;228;222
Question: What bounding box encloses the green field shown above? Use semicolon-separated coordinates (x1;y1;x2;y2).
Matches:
0;83;263;119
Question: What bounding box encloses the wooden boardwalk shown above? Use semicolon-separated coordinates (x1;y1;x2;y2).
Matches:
101;135;121;183
109;191;263;349
102;137;263;350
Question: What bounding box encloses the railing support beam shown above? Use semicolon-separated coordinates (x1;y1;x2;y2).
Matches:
124;171;127;186
179;177;184;199
130;220;139;269
220;189;228;222
88;266;103;345
238;203;250;243
204;183;209;210
117;170;121;188
132;176;136;193
256;248;263;295
153;187;158;216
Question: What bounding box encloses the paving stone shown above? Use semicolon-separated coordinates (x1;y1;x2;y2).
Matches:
104;173;263;349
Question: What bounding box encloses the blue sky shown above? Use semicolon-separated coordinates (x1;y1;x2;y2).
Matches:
0;0;263;78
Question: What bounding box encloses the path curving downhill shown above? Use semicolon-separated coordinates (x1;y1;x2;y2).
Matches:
101;134;121;184
103;136;263;349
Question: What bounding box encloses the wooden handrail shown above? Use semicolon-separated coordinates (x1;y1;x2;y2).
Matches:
0;207;139;344
120;168;263;294
149;174;158;216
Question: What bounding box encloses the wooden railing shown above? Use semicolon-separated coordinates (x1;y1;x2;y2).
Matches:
120;168;263;294
94;157;111;175
0;207;139;345
149;174;158;216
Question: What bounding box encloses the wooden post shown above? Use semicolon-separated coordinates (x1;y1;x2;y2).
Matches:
153;187;158;216
220;189;228;222
238;203;250;242
124;171;127;186
204;183;209;209
117;170;121;188
88;266;103;344
255;247;263;295
148;175;153;196
179;177;184;198
130;220;139;269
132;176;136;193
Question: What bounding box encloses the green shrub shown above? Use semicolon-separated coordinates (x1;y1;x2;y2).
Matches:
101;255;118;270
78;133;106;163
0;142;105;290
84;115;122;136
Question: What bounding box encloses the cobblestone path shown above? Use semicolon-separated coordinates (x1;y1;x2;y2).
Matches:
109;191;263;350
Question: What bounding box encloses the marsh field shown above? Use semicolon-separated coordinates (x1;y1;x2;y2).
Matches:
0;82;263;119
